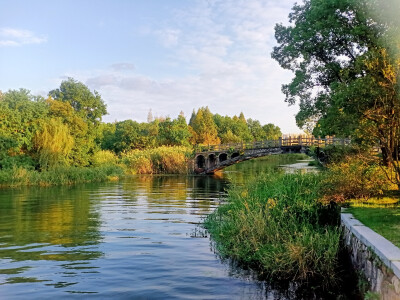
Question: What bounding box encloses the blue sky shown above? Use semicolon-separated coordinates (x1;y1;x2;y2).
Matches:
0;0;301;133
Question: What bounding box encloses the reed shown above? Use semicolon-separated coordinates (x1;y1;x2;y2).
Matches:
122;146;193;174
0;165;124;188
204;171;341;288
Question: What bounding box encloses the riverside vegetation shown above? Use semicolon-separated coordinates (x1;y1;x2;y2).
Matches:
204;0;398;294
204;145;398;296
0;80;281;187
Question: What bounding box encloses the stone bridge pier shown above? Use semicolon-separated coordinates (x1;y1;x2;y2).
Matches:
194;151;239;174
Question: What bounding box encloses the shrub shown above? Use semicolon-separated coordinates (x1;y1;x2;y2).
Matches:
92;150;118;166
122;146;192;174
322;156;395;203
204;172;341;288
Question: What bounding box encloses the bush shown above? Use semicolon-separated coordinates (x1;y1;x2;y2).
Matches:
122;146;192;174
309;145;360;164
322;156;395;203
0;165;124;187
204;172;341;288
91;150;118;166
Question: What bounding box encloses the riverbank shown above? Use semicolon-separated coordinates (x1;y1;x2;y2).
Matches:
0;164;124;188
0;146;193;188
204;159;369;297
204;170;344;289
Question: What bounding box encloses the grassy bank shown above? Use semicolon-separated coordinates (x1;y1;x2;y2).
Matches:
0;146;193;188
0;164;124;188
348;205;400;248
204;171;341;288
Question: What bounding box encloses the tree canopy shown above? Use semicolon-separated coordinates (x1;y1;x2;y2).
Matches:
273;0;400;182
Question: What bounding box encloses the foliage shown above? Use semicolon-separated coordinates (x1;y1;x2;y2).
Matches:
321;156;395;203
33;118;74;170
121;146;193;174
262;123;282;140
158;115;191;146
91;150;118;167
0;165;124;187
205;172;341;288
189;107;220;145
0;78;283;186
49;77;107;124
272;0;400;185
309;144;360;164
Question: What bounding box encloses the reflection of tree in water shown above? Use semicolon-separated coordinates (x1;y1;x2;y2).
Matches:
119;175;228;215
0;184;103;263
223;154;305;184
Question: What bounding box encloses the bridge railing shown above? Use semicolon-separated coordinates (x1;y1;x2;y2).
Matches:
195;137;351;153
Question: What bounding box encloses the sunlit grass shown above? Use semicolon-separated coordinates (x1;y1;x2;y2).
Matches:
347;205;400;248
348;197;400;208
204;171;341;288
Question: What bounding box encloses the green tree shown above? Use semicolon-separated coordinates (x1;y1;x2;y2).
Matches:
34;118;74;170
247;119;267;141
190;107;220;145
158;115;191;146
272;0;400;184
49;78;107;124
263;124;282;140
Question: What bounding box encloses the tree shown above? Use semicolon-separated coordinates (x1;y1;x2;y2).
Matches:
0;89;49;153
49;78;107;124
34;118;74;170
190;107;220;145
247;119;266;141
263;124;282;140
158;115;191;146
273;0;400;185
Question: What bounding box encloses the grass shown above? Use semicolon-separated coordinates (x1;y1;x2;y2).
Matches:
121;146;193;174
0;164;124;188
347;204;400;248
204;171;341;288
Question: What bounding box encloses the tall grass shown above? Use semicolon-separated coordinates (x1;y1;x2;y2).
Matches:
0;165;124;188
121;146;193;174
204;171;341;288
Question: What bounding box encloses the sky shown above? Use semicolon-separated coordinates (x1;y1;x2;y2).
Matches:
0;0;302;134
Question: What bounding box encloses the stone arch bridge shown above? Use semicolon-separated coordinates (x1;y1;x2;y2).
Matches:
194;137;350;175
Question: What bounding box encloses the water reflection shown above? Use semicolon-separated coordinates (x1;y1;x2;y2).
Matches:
0;154;314;299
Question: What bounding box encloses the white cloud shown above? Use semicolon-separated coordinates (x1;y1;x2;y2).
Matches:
0;28;47;47
110;63;135;72
65;0;301;133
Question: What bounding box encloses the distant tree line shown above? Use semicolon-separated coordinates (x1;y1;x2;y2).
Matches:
0;78;281;171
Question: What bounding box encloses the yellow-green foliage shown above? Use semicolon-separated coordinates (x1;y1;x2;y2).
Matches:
92;150;118;166
122;146;192;174
322;156;396;203
0;165;124;187
34;118;74;170
205;172;341;287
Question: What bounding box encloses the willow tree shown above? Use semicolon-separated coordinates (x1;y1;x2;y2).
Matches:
34;118;74;170
272;0;400;184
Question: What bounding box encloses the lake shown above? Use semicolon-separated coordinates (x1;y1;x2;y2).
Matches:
0;155;314;299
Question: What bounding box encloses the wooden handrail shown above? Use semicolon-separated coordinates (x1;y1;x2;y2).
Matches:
195;137;351;153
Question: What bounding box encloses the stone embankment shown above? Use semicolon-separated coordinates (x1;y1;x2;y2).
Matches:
342;213;400;299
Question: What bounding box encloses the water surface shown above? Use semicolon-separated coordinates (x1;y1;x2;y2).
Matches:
0;155;305;299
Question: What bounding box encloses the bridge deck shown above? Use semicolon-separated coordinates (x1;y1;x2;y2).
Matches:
195;137;351;154
193;137;351;175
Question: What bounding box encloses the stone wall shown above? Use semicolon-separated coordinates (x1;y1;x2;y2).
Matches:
341;213;400;299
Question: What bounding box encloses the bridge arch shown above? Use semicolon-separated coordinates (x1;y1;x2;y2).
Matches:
219;153;228;162
231;152;240;159
208;154;217;168
195;155;206;169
